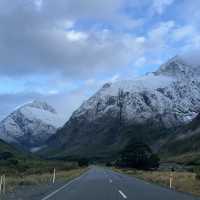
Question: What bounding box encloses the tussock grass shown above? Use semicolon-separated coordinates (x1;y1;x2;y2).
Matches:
113;168;200;196
5;167;87;192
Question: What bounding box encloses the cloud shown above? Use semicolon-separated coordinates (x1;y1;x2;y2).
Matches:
0;0;144;80
180;50;200;67
172;25;196;41
1;0;200;121
152;0;174;15
65;30;88;42
0;0;183;81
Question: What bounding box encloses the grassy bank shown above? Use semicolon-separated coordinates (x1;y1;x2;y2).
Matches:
4;167;87;192
113;168;200;197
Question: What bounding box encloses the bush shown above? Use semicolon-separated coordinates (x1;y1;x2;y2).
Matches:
8;158;19;166
0;152;14;160
148;154;160;169
193;167;200;180
106;162;112;167
116;141;160;170
78;158;89;167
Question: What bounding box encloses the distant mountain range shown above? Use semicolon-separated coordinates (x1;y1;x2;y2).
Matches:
1;55;200;162
41;56;200;160
0;100;65;151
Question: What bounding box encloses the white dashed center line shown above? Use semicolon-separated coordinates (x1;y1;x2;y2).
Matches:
119;190;127;199
109;179;113;183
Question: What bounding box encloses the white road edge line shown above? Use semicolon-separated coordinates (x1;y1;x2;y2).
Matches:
119;190;127;199
41;172;86;200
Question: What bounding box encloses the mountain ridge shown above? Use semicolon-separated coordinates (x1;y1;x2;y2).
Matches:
0;100;65;151
41;56;200;160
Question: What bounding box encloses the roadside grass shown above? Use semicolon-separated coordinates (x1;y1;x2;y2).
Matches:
113;168;200;197
0;151;90;193
3;167;87;192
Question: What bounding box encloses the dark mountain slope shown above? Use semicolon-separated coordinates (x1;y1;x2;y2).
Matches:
161;113;200;157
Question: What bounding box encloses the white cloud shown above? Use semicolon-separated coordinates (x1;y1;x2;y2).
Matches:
110;74;120;82
134;57;147;67
152;0;174;15
147;21;175;51
65;30;88;42
172;25;196;41
34;0;43;10
148;21;175;38
57;20;75;30
85;79;96;86
47;90;59;95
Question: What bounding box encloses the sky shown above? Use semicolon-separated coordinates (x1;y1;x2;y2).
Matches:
0;0;200;121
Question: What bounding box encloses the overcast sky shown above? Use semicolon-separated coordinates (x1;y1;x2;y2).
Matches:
0;0;200;121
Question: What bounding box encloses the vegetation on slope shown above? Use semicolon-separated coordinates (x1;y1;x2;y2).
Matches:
116;140;160;169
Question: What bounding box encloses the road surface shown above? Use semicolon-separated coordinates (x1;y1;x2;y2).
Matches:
41;166;199;200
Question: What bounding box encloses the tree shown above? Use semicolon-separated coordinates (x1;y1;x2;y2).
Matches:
78;158;89;167
116;141;160;170
148;154;160;169
106;162;112;167
0;151;14;160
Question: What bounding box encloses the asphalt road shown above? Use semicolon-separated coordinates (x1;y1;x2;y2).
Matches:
41;166;199;200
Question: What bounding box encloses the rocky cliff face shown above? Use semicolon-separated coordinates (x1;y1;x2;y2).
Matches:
44;56;200;159
0;100;65;151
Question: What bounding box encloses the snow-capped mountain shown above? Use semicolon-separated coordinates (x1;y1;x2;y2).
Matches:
43;56;200;159
72;56;200;127
0;100;65;150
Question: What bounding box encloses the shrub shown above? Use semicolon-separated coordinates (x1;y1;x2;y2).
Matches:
78;158;89;167
8;158;19;166
148;154;160;169
0;152;14;160
116;141;160;170
193;167;200;180
106;162;112;167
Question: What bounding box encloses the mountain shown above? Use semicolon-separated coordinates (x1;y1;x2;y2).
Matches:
43;56;200;160
161;113;200;160
0;100;65;151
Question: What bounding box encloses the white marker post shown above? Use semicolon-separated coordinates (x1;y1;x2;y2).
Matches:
170;172;173;189
2;175;5;194
0;175;2;194
0;175;6;194
52;168;56;184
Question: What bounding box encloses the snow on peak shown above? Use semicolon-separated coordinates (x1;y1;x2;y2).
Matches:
73;55;200;127
17;100;65;128
155;56;200;78
24;100;57;114
95;73;174;99
0;100;66;149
